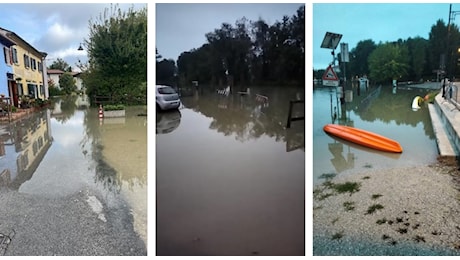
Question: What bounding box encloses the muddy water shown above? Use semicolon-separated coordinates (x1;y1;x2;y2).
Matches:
313;85;438;184
0;96;147;248
97;106;148;245
156;86;305;256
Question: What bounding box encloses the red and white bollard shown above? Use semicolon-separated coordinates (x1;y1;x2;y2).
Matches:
98;105;104;120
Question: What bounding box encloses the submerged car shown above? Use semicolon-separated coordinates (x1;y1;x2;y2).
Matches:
156;85;181;111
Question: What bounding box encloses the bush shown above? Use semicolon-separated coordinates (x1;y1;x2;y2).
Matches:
104;104;125;111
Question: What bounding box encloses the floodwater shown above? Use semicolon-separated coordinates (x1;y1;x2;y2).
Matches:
313;83;438;185
0;95;147;247
156;86;305;256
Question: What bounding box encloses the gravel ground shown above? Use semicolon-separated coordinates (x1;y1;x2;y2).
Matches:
313;160;460;256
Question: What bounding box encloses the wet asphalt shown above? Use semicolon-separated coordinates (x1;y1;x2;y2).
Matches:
0;188;147;256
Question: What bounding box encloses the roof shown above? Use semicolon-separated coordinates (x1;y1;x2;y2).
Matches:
0;26;46;58
47;69;65;75
0;29;16;47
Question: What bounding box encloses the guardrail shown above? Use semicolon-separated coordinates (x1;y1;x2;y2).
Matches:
444;82;460;110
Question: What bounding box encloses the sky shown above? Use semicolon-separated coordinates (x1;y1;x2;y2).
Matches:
155;2;305;62
0;2;147;71
313;3;457;70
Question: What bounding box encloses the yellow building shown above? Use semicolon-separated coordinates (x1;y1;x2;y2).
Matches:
0;27;48;107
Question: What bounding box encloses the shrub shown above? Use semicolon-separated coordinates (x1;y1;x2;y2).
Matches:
104;104;125;111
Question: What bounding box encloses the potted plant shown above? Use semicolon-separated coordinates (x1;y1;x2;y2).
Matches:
103;104;125;117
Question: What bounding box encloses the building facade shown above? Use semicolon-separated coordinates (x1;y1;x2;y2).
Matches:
0;27;48;108
0;29;16;102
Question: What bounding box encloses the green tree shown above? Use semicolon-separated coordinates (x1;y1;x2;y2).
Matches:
368;42;409;84
156;54;176;86
85;4;147;104
59;73;76;95
348;39;376;78
49;58;71;71
176;5;305;87
406;37;428;81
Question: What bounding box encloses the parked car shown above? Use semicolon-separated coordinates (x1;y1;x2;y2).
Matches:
156;85;181;111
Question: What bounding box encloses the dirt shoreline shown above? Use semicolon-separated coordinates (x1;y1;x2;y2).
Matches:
313;160;460;255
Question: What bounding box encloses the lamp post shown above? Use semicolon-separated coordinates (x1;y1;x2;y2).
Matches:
77;43;84;51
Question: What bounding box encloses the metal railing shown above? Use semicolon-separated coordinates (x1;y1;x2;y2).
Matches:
444;82;460;109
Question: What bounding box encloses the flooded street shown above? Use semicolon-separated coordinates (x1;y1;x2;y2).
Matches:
0;96;147;255
313;84;438;184
156;86;305;256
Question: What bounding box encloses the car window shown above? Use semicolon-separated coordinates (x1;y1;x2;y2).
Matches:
158;86;176;95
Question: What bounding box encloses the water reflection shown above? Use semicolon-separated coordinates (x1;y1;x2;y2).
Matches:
181;87;305;152
157;86;305;255
4;98;148;246
0;110;52;190
156;110;181;134
313;85;438;184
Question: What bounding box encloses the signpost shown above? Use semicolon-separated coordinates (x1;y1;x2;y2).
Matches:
322;65;339;87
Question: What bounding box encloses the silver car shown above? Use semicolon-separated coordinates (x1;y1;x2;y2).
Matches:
156;85;181;111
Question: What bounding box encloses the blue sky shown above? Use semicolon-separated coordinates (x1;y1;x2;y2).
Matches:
155;2;305;62
0;2;146;71
313;3;456;70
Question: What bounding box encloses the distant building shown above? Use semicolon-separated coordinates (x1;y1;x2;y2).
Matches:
71;71;84;92
47;69;65;90
47;70;84;93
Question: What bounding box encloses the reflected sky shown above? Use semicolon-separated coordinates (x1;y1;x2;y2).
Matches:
19;110;95;197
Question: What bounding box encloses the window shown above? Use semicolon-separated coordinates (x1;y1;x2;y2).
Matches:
12;47;18;64
17;83;23;96
31;58;37;70
3;47;11;65
24;54;30;68
38;61;42;72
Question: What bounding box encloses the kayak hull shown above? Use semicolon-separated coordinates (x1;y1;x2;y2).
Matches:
323;124;403;153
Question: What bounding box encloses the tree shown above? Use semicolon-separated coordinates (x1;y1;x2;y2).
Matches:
406;37;428;81
176;5;305;87
156;55;176;86
428;20;449;77
348;39;376;78
368;42;409;84
85;4;147;104
59;73;76;95
49;58;71;71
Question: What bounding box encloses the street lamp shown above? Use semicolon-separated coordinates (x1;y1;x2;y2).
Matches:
77;43;83;51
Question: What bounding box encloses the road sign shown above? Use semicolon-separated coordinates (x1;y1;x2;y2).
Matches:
322;65;339;87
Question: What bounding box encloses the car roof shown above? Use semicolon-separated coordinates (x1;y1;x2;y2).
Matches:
156;85;173;88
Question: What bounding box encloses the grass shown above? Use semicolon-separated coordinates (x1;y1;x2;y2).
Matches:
332;231;344;240
371;194;383;200
365;204;384;214
376;218;387;225
364;164;373;168
343;201;355;211
332;181;361;195
319;173;337;180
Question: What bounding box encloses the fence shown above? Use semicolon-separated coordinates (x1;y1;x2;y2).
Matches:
286;100;305;128
444;82;460;110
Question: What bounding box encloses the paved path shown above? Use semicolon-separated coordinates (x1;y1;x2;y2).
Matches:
0;188;147;256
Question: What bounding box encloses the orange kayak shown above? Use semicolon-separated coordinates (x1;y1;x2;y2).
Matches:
323;124;403;153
